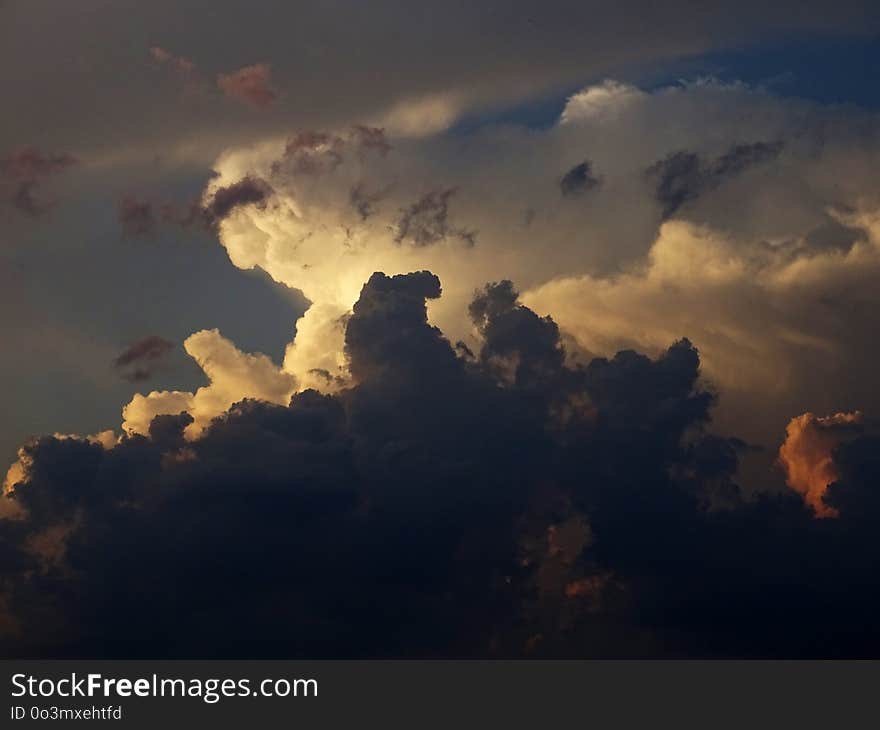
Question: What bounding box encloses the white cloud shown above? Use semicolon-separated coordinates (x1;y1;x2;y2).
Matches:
559;80;644;124
113;79;880;447
122;329;296;437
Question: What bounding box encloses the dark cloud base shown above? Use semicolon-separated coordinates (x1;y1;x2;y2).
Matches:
2;270;879;659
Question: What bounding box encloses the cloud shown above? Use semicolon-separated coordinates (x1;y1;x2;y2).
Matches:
824;429;880;521
560;160;601;197
113;335;174;382
393;189;475;248
778;411;863;517
6;4;880;659
646;140;784;219
121;328;296;438
216;63;277;108
3;0;878;175
203;176;272;222
372;92;465;137
0;270;729;657
197;81;880;452
7;269;880;658
349;125;392;158
349;181;388;221
116;177;273;236
273;132;345;176
559;80;644;124
270;127;390;178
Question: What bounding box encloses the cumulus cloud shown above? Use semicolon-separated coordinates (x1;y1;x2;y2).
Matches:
7;2;880;661
778;411;863;517
0;271;730;657
5;270;880;658
121;328;296;438
169;80;880;451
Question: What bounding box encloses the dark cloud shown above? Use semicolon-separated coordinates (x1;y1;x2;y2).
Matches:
350;125;392;158
713;140;785;177
120;177;273;236
646;151;703;220
272;132;345;176
825;428;880;520
4;270;880;658
646;140;783;219
113;335;174;382
394;189;476;247
116;335;172;367
0;146;77;217
559;160;601;197
216;63;277;108
203;176;272;223
270;127;390;181
349;182;387;221
469;280;565;389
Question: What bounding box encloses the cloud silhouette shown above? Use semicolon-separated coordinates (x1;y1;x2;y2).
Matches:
5;270;878;658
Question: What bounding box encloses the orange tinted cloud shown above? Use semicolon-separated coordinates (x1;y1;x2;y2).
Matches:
778;411;863;518
217;64;276;108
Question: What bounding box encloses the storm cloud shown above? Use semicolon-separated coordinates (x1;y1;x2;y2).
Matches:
4;0;880;662
3;270;880;658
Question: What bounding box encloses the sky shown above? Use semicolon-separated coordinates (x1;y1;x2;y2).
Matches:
3;1;880;658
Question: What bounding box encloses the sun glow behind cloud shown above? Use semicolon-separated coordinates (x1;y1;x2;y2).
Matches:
111;79;880;464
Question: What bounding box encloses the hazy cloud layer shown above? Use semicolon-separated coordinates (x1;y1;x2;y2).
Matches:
3;1;878;165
